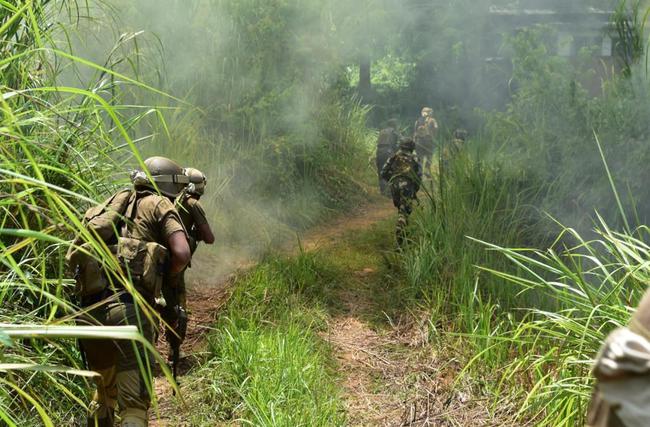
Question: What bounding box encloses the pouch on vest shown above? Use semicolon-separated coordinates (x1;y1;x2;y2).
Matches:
392;155;413;177
116;237;168;299
67;243;109;297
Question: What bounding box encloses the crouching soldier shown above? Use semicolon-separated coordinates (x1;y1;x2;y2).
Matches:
161;167;215;373
587;289;650;427
67;156;191;427
440;128;468;173
381;137;422;246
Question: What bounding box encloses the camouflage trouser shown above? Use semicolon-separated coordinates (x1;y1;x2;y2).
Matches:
390;179;417;245
79;298;154;427
160;272;188;355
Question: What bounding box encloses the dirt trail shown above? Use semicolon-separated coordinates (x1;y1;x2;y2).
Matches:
150;196;396;426
316;208;503;426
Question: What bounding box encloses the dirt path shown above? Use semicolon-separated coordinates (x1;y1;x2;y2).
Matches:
315;210;504;426
150;196;396;426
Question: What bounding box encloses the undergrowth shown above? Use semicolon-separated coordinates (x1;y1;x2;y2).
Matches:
175;253;346;426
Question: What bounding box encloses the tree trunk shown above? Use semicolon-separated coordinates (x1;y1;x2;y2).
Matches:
358;55;371;100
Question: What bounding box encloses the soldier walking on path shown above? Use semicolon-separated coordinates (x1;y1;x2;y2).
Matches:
414;107;438;178
381;137;422;246
587;288;650;427
376;119;401;196
161;167;215;373
67;156;191;427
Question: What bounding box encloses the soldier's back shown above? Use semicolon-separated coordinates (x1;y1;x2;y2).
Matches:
129;192;182;244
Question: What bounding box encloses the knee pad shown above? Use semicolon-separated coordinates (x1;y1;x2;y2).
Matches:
116;370;151;415
120;408;148;427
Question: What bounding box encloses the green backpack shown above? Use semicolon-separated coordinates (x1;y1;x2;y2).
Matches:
66;189;133;297
67;190;168;299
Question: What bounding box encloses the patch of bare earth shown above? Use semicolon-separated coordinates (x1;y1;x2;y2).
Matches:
326;299;517;426
322;259;516;425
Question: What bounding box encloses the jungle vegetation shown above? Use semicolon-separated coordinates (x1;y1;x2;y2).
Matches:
2;0;650;426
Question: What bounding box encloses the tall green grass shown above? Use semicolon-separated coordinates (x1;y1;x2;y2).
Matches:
0;2;180;424
173;253;345;426
398;145;639;425
465;221;646;426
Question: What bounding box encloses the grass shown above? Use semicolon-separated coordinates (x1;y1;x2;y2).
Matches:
172;212;400;426
172;253;346;426
0;2;181;424
395;136;650;425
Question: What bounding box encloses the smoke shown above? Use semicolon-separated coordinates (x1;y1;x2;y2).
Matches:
61;0;644;277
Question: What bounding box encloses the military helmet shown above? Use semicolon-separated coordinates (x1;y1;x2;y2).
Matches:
421;107;433;117
399;137;416;152
184;167;207;196
130;156;189;197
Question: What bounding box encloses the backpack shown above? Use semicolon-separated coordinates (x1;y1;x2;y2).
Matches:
391;153;416;178
67;190;168;299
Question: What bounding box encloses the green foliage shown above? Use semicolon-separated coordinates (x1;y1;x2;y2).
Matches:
483;24;650;231
401;148;549;332
98;0;376;241
176;253;345;426
1;2;181;425
397;14;650;425
347;54;417;91
612;0;649;77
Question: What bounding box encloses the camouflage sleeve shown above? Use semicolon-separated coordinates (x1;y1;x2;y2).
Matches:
188;198;209;226
380;156;393;180
156;198;186;243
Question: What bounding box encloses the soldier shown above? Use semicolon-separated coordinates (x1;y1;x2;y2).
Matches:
68;156;191;427
161;167;215;370
413;107;439;177
587;289;650;427
440;128;468;173
381;137;422;246
376;119;401;196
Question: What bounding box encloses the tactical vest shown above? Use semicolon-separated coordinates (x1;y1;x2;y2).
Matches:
415;117;435;140
67;190;168;300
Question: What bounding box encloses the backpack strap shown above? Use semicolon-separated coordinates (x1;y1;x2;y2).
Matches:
120;191;140;238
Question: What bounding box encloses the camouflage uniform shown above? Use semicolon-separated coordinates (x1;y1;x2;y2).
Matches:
414;108;438;177
160;193;209;352
440;129;467;173
376;122;400;195
381;139;421;245
587;289;650;427
78;190;185;427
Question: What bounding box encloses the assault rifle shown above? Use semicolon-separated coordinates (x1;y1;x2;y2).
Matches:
170;304;187;388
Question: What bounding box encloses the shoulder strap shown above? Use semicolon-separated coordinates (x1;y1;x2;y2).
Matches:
121;191;140;238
